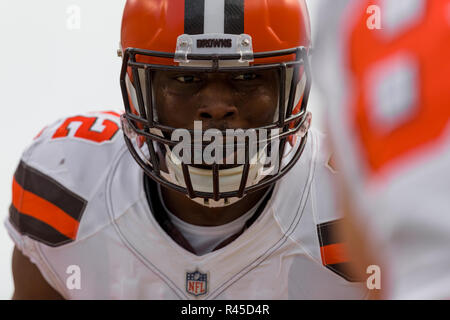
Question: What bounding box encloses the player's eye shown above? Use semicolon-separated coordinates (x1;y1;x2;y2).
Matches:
233;73;258;81
175;75;202;84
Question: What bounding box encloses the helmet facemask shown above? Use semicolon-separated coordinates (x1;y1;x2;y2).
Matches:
120;33;312;207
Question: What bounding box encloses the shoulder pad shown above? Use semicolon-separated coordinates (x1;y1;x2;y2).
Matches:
9;111;124;247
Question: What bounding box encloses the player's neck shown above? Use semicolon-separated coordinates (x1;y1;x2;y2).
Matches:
160;186;271;227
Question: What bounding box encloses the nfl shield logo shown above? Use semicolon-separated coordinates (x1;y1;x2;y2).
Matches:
186;270;208;297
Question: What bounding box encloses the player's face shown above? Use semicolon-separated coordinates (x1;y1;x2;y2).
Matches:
152;69;280;130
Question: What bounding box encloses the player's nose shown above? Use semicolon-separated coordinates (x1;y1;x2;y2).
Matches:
196;104;238;122
195;82;239;124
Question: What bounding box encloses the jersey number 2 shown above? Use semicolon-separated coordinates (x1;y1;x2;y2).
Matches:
52;116;119;143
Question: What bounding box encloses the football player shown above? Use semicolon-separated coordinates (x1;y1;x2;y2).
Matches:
314;0;450;299
7;0;368;299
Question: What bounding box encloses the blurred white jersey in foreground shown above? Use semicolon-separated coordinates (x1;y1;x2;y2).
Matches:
314;0;450;299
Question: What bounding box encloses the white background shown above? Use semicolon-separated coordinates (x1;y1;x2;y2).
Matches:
0;0;324;299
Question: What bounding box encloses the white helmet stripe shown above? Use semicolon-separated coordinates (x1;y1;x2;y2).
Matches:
204;0;225;33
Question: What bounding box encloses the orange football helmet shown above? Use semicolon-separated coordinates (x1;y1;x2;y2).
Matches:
119;0;312;207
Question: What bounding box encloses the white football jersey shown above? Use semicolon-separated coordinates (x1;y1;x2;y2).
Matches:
6;111;367;299
314;0;450;299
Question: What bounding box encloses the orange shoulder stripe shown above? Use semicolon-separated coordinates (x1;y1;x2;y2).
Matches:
12;177;79;240
320;243;350;266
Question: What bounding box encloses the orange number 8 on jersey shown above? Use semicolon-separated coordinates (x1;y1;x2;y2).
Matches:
347;0;450;180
